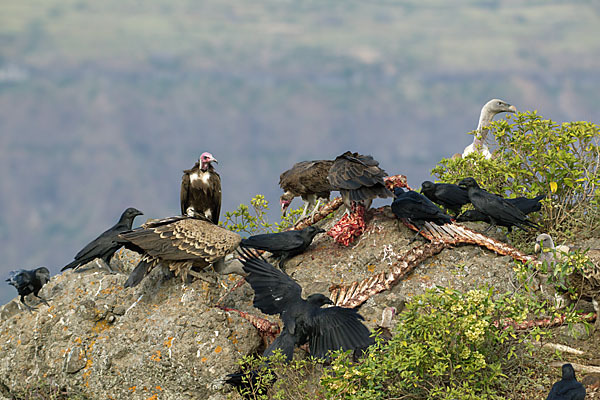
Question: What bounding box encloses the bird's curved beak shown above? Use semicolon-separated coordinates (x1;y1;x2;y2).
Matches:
508;105;517;113
211;158;218;164
325;298;334;305
534;243;540;253
281;203;289;216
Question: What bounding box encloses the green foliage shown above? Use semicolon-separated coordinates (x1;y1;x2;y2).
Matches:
516;246;597;315
230;351;324;400
432;112;600;239
220;195;303;235
320;287;567;400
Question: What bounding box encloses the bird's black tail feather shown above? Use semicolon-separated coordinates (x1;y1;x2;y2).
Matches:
61;260;81;272
124;260;151;288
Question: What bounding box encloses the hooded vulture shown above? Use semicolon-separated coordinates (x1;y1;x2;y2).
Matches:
279;159;334;218
181;152;221;224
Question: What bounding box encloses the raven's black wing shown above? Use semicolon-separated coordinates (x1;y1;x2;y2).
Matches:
238;248;302;316
241;231;306;253
434;184;470;208
456;209;490;223
507;194;545;215
308;306;374;359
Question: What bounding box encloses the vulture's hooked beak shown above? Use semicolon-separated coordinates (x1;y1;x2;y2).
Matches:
534;243;541;253
508;105;517;113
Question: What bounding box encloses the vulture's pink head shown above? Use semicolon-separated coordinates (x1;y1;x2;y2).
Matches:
199;152;218;171
280;192;294;216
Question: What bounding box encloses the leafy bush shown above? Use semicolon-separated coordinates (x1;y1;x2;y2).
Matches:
431;112;600;238
229;351;324;400
220;195;303;234
320;287;576;400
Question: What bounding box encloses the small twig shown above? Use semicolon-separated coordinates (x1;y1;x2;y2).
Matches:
530;341;584;355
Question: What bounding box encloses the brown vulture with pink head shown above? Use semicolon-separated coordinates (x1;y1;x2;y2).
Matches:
279;159;334;219
180;152;221;224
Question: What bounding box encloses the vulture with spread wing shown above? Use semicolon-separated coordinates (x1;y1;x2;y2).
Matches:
180;152;221;224
279;159;334;218
327;151;393;211
121;212;241;288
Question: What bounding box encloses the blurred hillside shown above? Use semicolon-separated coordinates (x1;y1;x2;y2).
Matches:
1;0;599;304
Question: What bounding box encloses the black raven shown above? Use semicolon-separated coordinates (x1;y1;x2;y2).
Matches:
392;188;453;225
420;180;470;217
62;207;143;272
226;248;374;388
456;194;545;232
240;251;373;360
6;267;50;311
546;363;586;400
507;194;545;215
240;226;325;268
457;178;538;233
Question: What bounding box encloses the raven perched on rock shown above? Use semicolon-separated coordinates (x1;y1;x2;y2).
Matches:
457;194;545;232
420;181;470;217
62;207;143;272
458;177;538;233
392;188;453;226
546;363;586;400
6;267;50;311
232;248;373;365
240;226;325;268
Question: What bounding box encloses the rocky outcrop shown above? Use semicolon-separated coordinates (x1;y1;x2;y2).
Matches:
0;207;543;399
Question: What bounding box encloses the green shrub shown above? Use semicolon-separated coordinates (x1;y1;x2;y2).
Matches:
320;287;575;400
431;112;600;239
220;195;303;234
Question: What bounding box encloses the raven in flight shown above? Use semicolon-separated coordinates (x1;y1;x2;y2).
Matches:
546;363;586;400
420;180;470;217
62;207;143;272
240;226;325;268
458;178;538;233
6;267;50;312
226;248;374;387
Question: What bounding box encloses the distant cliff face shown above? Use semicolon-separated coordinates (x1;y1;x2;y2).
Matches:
0;209;530;399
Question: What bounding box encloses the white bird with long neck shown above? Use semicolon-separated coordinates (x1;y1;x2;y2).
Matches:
462;99;517;159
